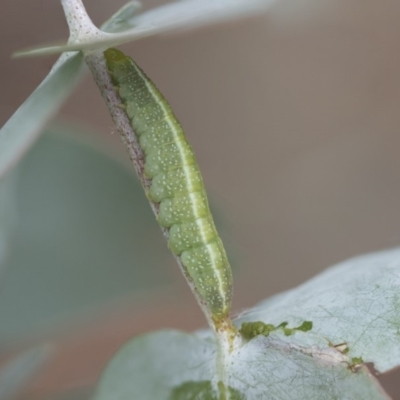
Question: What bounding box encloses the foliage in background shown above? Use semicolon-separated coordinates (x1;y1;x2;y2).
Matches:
0;129;174;344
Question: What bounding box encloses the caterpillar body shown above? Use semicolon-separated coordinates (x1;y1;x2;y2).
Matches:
105;48;232;321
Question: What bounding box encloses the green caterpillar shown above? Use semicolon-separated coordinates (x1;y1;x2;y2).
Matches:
105;48;232;322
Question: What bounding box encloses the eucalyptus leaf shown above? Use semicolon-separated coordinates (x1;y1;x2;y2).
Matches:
0;172;18;274
0;129;171;343
102;1;143;33
0;52;84;179
237;248;400;373
0;345;51;400
15;0;276;57
94;330;387;400
94;248;400;399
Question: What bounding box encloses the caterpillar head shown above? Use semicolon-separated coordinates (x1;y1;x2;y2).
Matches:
104;48;132;82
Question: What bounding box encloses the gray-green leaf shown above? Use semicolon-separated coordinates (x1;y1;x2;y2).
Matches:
94;248;400;399
15;0;276;57
0;128;172;343
0;52;84;179
94;330;387;400
237;248;400;373
0;172;18;274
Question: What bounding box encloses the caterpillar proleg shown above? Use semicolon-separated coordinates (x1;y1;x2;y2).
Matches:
105;48;233;322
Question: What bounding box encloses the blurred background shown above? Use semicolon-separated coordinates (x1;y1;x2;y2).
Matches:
1;0;400;398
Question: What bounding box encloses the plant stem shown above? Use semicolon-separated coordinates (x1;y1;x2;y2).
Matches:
61;0;106;44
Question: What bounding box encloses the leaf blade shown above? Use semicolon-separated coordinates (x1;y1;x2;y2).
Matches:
15;0;276;57
0;52;85;178
94;329;388;400
0;129;172;342
237;248;400;373
94;248;400;399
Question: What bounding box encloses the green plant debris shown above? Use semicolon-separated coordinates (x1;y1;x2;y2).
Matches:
294;321;313;332
351;357;364;366
240;320;313;340
348;356;365;372
240;322;276;339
